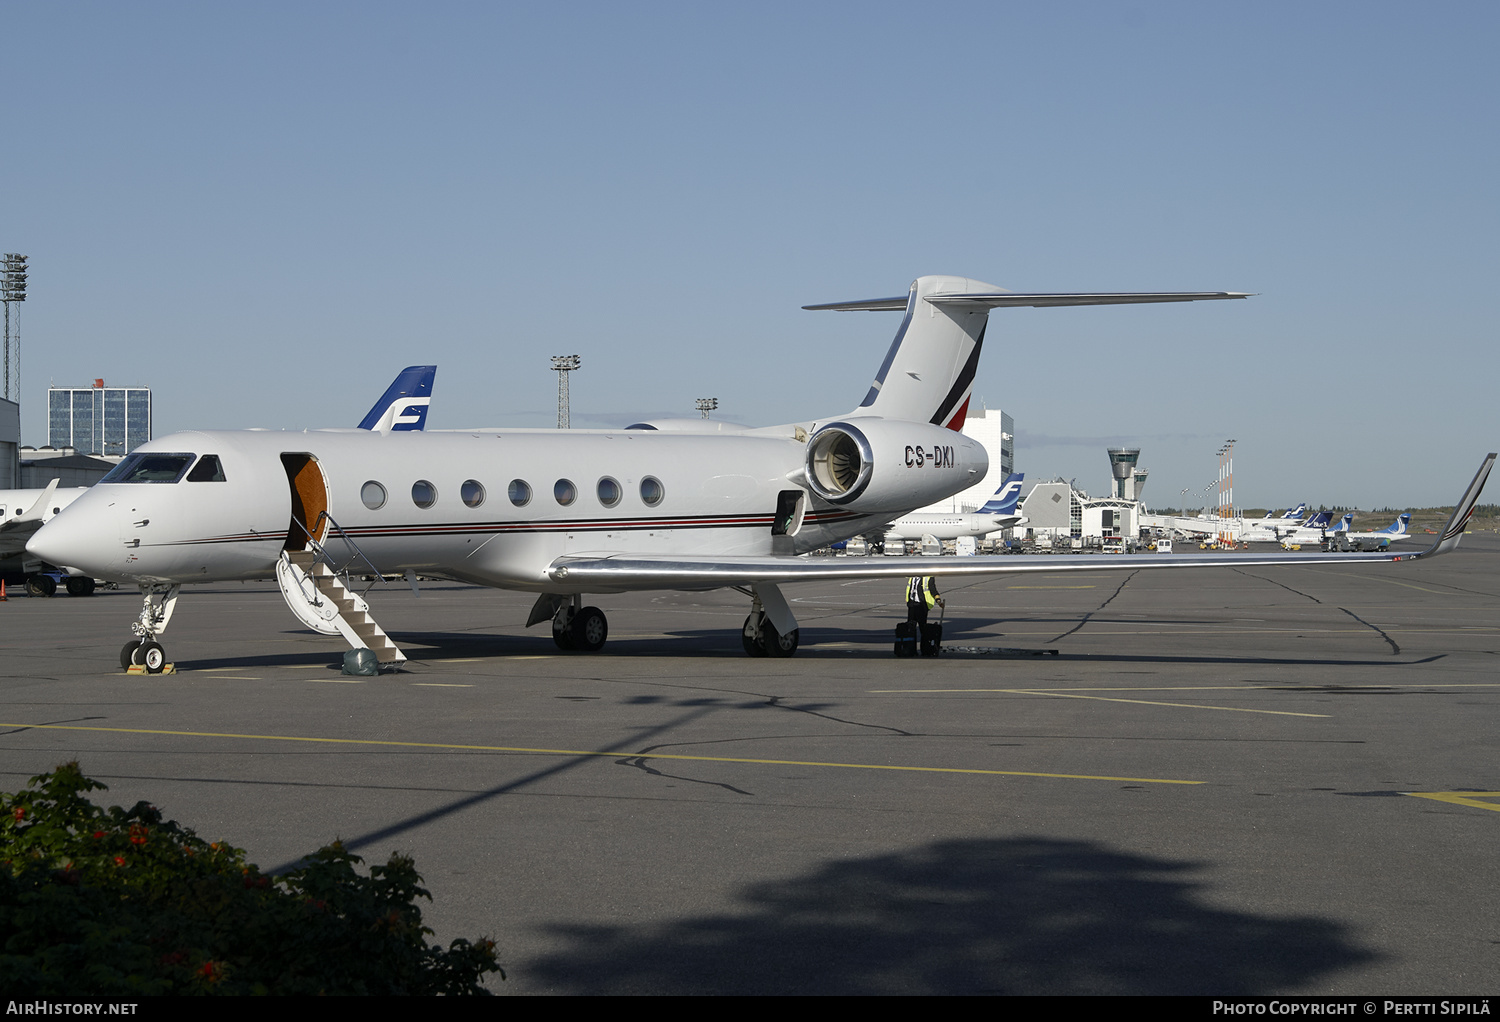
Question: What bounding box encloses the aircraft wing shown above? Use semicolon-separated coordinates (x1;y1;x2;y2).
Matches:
550;454;1494;591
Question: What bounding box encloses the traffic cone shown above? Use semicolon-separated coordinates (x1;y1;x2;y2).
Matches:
1;580;7;601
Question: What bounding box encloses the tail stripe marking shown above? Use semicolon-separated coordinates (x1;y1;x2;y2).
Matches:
929;320;987;432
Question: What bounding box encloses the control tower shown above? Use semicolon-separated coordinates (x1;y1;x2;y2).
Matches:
1107;448;1141;501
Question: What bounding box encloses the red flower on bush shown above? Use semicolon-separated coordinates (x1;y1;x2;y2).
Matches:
12;806;24;821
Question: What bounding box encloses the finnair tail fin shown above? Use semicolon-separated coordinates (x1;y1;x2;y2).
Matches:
1331;513;1353;533
1379;513;1411;536
978;473;1025;514
806;276;1248;431
359;366;437;432
1282;503;1308;520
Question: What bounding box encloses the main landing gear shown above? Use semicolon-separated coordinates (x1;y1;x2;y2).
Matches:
119;584;180;673
551;597;609;653
739;584;800;658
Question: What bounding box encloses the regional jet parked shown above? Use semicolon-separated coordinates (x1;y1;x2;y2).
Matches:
1340;513;1413;551
26;276;1494;674
1238;504;1311;543
881;473;1026;543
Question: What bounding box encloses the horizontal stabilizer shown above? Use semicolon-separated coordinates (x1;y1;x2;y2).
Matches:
805;291;1252;312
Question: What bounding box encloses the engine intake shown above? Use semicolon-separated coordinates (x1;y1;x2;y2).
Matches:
804;419;988;511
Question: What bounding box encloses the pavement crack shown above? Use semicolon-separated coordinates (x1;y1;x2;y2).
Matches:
1337;606;1401;655
1046;571;1138;644
1234;568;1322;603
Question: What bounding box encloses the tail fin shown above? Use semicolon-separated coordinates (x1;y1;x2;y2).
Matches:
1305;511;1332;529
359;366;437;432
805;276;1248;431
1282;503;1308;520
1381;513;1412;535
978;473;1025;514
1332;513;1353;533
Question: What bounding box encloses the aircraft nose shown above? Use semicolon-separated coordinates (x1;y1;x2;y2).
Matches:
27;505;118;576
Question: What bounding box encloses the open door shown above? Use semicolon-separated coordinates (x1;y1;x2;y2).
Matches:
280;453;330;550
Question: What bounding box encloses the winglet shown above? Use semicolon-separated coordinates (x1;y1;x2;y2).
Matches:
16;479;59;523
1415;454;1496;558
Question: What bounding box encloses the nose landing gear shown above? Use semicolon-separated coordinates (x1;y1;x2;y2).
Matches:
122;584;180;674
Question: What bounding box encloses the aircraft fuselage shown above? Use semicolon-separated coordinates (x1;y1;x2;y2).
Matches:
33;425;987;593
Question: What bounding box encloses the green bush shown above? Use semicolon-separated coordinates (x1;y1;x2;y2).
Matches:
0;762;502;995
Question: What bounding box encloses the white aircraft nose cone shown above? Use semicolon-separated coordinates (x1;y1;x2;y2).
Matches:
27;508;116;576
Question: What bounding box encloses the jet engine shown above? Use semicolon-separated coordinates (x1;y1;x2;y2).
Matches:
804;419;988;512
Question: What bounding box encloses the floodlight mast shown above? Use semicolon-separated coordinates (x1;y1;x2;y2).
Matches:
695;397;717;420
1;253;27;402
551;354;581;429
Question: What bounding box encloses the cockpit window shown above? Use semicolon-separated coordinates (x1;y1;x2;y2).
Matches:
187;454;226;482
100;453;196;484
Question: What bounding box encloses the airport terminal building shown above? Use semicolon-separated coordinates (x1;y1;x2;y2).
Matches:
47;381;151;458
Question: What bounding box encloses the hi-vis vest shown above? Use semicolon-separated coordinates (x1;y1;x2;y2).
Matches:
906;576;937;607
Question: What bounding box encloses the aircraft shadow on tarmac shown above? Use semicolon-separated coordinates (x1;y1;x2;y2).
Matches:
521;836;1379;995
164;623;1449;671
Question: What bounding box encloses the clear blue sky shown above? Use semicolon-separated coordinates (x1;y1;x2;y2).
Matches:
4;2;1496;509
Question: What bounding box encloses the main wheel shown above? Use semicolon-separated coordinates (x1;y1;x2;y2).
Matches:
764;623;799;658
139;641;166;674
120;640;143;670
570;606;608;652
742;615;767;657
26;575;56;598
66;577;96;597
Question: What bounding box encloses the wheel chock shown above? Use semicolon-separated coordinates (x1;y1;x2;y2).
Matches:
124;663;176;675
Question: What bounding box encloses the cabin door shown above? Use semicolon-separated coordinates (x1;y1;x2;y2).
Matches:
280;453;330;550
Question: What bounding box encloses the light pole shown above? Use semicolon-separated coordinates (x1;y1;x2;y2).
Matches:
551;355;581;429
1217;438;1237;544
695;397;717;419
1;253;27;402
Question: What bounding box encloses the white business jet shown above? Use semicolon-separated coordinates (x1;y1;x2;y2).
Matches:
2;366;436;601
25;276;1495;673
881;473;1027;544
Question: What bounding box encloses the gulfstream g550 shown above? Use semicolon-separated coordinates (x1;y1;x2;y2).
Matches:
26;276;1493;672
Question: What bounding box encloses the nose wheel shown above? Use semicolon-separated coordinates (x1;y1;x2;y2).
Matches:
120;639;168;673
121;584;181;674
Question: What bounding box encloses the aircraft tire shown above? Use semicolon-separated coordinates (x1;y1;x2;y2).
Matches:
764;623;799;658
120;641;142;670
139;641;166;674
26;575;56;598
571;607;607;653
741;615;767;656
552;620;575;651
66;577;96;597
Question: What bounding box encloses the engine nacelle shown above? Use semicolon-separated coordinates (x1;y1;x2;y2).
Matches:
804;418;989;512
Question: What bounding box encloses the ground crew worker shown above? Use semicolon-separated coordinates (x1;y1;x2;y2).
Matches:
905;575;944;626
